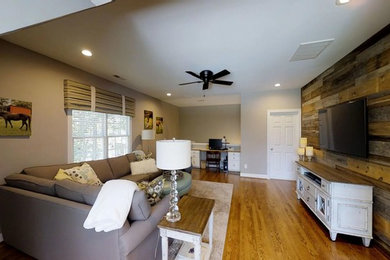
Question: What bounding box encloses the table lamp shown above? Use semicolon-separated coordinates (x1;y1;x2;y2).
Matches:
156;139;191;222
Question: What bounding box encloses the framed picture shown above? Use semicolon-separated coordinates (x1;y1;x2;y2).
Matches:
144;110;153;129
156;117;163;134
0;97;32;136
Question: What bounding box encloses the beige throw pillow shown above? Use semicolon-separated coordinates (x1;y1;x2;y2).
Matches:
62;163;103;186
130;159;158;175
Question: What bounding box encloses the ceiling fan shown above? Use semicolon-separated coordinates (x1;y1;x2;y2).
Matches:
179;69;233;90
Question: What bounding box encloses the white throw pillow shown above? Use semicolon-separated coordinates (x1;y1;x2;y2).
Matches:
130;159;159;175
63;163;103;186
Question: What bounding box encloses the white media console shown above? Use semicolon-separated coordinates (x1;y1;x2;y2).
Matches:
296;161;373;247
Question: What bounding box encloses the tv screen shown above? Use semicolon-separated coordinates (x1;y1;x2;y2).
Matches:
319;99;367;158
209;139;222;150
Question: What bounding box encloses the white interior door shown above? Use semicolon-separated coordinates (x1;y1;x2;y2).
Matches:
267;110;300;180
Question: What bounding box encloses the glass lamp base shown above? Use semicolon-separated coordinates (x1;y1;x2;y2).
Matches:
166;211;181;223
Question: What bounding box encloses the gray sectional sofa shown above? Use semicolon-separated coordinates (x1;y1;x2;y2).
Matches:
0;153;170;260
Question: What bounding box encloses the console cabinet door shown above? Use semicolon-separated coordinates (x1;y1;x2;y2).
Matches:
331;199;372;237
316;190;331;227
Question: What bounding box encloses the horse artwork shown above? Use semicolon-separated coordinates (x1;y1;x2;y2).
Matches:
0;97;32;136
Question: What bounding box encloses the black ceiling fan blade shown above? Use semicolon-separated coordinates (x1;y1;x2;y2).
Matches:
179;81;203;86
212;69;230;80
202;82;209;90
185;71;201;79
211;80;233;85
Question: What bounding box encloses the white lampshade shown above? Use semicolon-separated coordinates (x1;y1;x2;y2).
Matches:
156;139;191;170
141;130;154;140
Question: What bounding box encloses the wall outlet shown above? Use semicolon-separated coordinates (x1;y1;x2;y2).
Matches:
244;164;248;169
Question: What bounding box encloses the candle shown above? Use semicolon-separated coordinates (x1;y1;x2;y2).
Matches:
297;148;305;156
306;146;314;157
300;137;307;148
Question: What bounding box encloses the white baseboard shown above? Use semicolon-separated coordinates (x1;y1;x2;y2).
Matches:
240;172;269;179
0;233;3;243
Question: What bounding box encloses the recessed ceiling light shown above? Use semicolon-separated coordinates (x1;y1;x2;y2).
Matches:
81;49;92;57
274;83;281;87
166;93;172;97
336;0;350;5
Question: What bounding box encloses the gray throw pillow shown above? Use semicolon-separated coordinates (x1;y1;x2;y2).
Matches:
55;180;101;205
5;173;56;196
128;190;152;221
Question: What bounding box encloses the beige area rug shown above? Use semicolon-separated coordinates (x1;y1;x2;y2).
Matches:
188;180;233;260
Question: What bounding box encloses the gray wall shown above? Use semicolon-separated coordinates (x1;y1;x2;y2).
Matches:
178;104;241;144
240;89;301;175
0;40;179;183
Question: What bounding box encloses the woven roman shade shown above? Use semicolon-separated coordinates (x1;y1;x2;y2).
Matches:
64;79;136;117
64;80;91;111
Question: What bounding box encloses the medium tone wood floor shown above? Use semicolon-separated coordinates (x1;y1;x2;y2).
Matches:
0;169;389;259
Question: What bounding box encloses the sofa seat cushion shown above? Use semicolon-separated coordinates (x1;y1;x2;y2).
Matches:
108;156;130;178
120;174;150;183
23;163;81;179
86;159;114;182
5;173;56;196
55;180;101;205
148;170;162;181
128;191;151;221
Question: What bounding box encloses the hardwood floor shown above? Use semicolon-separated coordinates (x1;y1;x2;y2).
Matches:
0;169;389;259
191;169;389;260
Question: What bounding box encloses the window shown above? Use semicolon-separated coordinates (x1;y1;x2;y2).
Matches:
71;110;131;162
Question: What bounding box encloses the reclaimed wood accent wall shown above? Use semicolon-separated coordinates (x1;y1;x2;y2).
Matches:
301;25;390;252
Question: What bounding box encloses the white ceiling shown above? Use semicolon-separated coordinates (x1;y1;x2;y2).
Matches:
2;0;390;107
0;0;112;35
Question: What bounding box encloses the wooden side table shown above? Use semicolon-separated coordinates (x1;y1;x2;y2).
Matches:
158;196;215;260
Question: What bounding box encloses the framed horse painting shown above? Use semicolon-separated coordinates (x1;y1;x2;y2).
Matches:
0;97;32;136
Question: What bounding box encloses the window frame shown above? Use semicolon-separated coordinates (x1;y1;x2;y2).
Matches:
67;110;132;163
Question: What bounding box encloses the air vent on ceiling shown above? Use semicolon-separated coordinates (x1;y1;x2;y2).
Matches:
113;74;125;80
290;39;334;61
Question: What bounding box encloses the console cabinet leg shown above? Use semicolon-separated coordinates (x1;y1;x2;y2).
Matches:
330;231;337;241
362;237;371;247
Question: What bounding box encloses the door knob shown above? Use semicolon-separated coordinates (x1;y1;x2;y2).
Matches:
270;148;274;151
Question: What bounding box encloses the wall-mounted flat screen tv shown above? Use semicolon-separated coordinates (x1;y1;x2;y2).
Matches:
318;99;368;158
209;139;222;150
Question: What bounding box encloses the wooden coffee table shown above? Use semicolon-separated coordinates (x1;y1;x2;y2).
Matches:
158;196;215;260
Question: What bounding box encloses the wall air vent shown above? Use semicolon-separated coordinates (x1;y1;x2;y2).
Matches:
290;39;334;61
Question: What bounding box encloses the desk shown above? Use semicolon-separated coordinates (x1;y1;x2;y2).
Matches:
191;149;241;172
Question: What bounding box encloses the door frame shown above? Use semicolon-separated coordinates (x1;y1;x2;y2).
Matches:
266;109;301;179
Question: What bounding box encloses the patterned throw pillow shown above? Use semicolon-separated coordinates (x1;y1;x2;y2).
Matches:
138;178;165;205
61;163;103;186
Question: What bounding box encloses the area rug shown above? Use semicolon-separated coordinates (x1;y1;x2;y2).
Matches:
188;180;233;260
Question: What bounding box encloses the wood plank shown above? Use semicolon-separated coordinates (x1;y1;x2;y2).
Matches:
368;94;390;108
369;105;390;122
369;140;390;157
369;122;390;137
346;157;390;185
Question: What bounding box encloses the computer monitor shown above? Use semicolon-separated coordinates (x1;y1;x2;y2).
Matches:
209;139;222;150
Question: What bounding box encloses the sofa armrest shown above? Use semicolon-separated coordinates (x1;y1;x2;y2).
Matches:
119;195;169;256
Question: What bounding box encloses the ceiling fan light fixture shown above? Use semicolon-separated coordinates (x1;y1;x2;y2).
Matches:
336;0;350;5
81;49;92;57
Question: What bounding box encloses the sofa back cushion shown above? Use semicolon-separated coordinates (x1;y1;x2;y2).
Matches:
128;190;151;221
5;173;56;196
130;159;158;175
107;156;130;178
55;180;101;205
126;153;137;164
23;163;81;179
84;159;114;183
